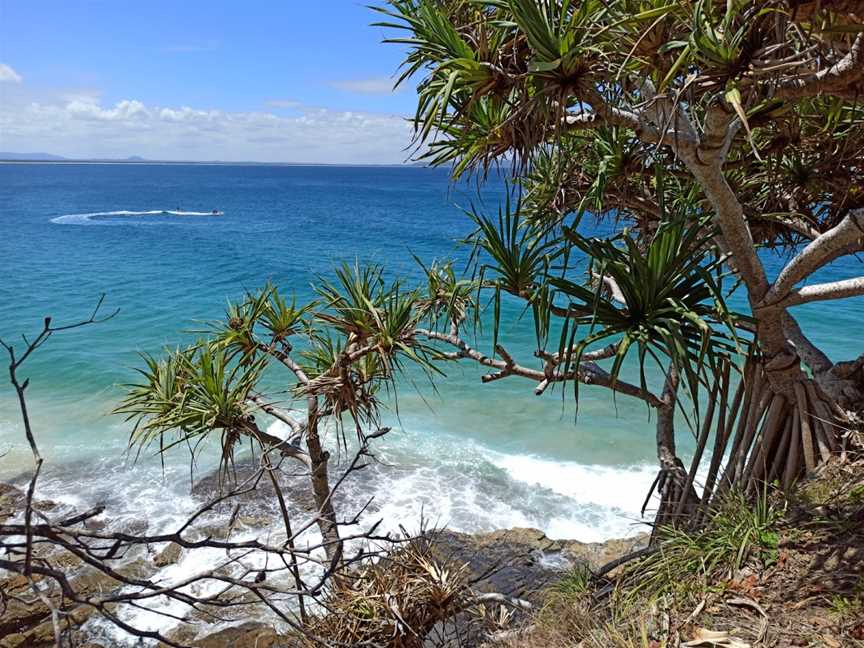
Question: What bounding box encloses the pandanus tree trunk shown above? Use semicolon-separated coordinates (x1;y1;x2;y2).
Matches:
303;399;343;571
654;350;855;536
644;113;863;535
244;400;344;569
650;367;700;541
271;353;345;570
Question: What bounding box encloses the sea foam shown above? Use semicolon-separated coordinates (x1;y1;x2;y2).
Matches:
263;419;658;543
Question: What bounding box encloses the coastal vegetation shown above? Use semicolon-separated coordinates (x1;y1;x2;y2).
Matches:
1;0;863;646
374;0;864;526
505;462;864;646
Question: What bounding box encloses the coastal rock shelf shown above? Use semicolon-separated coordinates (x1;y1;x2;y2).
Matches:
0;476;646;648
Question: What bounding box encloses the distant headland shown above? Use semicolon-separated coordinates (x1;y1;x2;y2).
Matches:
0;152;430;167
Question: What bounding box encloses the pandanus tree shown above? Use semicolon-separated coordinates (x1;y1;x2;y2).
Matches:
370;0;864;523
119;223;754;574
117;271;447;567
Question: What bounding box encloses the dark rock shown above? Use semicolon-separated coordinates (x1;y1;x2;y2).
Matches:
192;461;317;514
420;527;648;647
429;527;648;602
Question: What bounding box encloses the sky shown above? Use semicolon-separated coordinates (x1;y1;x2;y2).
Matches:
0;1;422;163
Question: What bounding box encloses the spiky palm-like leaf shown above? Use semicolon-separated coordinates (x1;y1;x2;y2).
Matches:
304;263;447;429
315;262;442;370
466;194;561;348
211;283;311;361
116;345;265;463
378;0;864;246
414;257;476;330
551;218;749;411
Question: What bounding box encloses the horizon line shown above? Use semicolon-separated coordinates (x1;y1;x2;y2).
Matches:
0;158;431;168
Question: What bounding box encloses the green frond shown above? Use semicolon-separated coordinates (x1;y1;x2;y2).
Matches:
115;344;265;463
551;216;749;414
465;193;561;350
414;256;476;329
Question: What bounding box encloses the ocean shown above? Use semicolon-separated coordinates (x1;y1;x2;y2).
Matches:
1;162;861;549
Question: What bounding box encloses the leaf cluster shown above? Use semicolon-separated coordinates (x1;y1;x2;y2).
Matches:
117;264;479;460
377;0;864;248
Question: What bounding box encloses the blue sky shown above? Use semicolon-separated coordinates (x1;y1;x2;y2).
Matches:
0;1;421;163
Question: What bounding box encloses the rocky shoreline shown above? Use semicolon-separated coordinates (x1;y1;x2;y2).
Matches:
0;481;647;647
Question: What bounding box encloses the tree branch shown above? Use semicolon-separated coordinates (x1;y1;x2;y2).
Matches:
779;275;864;307
776;33;864;99
248;394;304;435
677;107;771;299
763;208;864;305
414;328;663;407
783;312;832;375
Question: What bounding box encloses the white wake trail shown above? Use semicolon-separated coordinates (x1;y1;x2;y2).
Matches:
51;209;222;225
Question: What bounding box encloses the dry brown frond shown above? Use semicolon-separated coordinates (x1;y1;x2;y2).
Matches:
302;537;474;647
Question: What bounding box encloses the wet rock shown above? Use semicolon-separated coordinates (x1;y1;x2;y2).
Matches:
119;557;153;581
192;461;317;513
50;550;85;572
559;532;651;570
161;622;291;648
0;482;57;523
1;605;96;648
0;569;114;648
122;517;149;536
429;527;648;601
0;574;51;641
238;513;272;529
189;523;231;541
160;624;199;647
420;528;648;647
0;482;26;522
432;528;557;601
0;561;135;648
84;516;107;531
153;541;184;567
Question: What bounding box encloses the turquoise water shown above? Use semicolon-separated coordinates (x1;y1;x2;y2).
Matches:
1;163;862;543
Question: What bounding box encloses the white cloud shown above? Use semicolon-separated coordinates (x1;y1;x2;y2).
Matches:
60;91;103;104
0;94;415;164
66;98;149;121
0;63;23;83
329;77;401;95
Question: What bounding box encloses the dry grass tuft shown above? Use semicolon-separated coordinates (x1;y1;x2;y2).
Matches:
301;536;474;647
